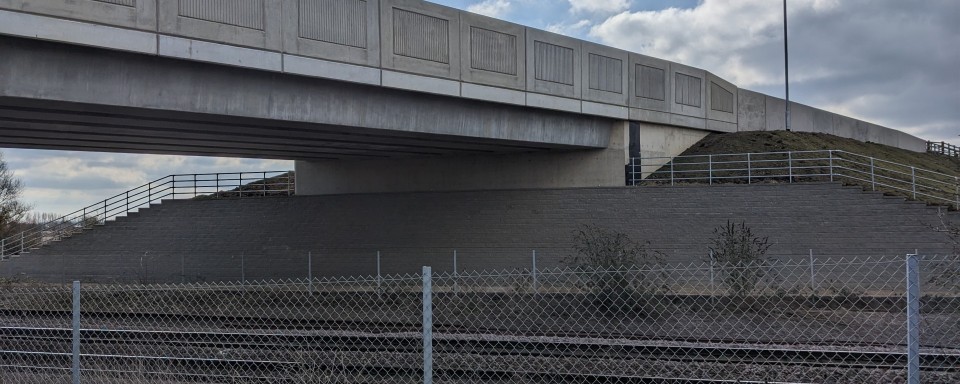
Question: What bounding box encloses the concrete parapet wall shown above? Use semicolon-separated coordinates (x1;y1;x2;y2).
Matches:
737;90;927;152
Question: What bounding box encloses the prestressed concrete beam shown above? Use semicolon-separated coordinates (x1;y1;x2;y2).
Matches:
0;37;613;155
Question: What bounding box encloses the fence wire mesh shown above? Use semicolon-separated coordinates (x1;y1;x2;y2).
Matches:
0;255;957;383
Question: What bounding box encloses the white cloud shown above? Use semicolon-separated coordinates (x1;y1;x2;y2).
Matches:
546;19;592;35
467;0;511;18
568;0;629;15
589;0;960;143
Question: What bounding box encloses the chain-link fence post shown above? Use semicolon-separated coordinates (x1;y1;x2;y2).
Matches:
71;280;81;384
422;266;433;384
531;250;538;294
809;249;816;292
906;253;920;384
453;250;458;294
307;251;313;295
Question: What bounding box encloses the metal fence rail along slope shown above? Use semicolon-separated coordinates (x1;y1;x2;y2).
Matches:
629;149;960;209
929;141;960;158
0;171;294;258
0;255;956;383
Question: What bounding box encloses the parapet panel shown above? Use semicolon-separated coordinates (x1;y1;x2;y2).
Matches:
459;12;525;90
0;0;157;30
581;41;628;107
158;0;281;50
281;0;381;66
380;0;460;80
706;72;737;132
526;29;581;100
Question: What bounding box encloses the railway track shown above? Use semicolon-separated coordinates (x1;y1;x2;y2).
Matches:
1;326;957;376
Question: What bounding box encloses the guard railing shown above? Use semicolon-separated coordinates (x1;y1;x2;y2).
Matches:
628;150;959;209
0;171;294;258
929;141;960;157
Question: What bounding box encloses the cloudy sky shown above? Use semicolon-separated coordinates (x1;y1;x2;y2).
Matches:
4;0;958;215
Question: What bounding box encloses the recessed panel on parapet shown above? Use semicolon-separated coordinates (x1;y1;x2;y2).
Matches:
629;53;672;114
670;62;706;119
581;41;629;106
158;0;282;51
459;11;525;90
0;0;156;30
706;71;737;131
526;28;581;99
380;0;460;80
281;0;381;67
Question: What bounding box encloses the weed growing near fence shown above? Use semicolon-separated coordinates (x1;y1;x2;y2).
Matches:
708;220;774;296
564;224;667;315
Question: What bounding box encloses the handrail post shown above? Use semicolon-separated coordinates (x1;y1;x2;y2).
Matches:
911;167;917;200
955;177;959;210
708;155;713;185
788;152;793;183
870;158;876;191
747;153;752;184
193;174;197;198
263;171;267;197
103;200;107;223
670;160;675;186
215;173;220;198
125;191;129;213
828;150;834;182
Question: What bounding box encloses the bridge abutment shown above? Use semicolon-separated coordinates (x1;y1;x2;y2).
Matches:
295;121;631;195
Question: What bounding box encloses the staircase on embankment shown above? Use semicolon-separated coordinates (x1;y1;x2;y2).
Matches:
1;182;955;283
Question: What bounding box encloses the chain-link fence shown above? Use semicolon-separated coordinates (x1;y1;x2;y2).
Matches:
0;255;957;383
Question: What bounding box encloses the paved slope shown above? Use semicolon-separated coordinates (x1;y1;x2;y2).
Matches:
1;183;954;283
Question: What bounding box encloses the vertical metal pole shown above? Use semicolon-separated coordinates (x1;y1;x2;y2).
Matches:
630;158;637;186
377;251;382;292
709;250;715;293
708;155;713;185
125;191;129;213
670;160;675;186
453;250;458;294
788;152;793;183
747;153;752;184
809;249;815;292
828;151;834;182
241;252;245;283
103;200;107;222
531;250;538;294
147;181;151;204
181;254;185;284
422;266;433;384
870;158;876;191
905;253;920;384
911;167;917;199
308;252;313;295
71;280;81;384
193;174;197;197
784;0;791;132
955;177;959;210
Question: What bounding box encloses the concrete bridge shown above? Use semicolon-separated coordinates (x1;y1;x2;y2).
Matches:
0;0;927;194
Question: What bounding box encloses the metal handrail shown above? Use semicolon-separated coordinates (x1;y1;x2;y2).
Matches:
0;171;294;258
928;141;960;157
627;149;959;210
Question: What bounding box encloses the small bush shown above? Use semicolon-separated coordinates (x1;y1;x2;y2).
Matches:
564;224;667;314
708;220;773;296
